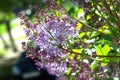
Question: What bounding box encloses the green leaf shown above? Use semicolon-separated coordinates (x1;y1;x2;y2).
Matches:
69;53;75;60
70;76;73;80
103;34;112;42
86;15;92;20
66;68;72;76
95;10;101;16
77;7;85;18
96;45;110;55
63;1;74;11
101;63;108;66
89;31;100;38
72;48;83;53
78;32;86;38
102;45;111;55
63;1;84;19
57;0;64;5
68;7;75;17
90;59;98;70
100;58;110;66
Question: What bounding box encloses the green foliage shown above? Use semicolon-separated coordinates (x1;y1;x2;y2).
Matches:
63;1;85;19
57;0;120;79
90;58;98;70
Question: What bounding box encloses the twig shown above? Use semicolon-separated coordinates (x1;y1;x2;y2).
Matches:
74;18;98;31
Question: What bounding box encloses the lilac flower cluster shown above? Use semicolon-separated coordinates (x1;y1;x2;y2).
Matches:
67;59;93;80
19;5;78;77
77;62;92;80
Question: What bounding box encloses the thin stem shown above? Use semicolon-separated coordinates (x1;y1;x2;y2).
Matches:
74;18;98;31
45;27;56;40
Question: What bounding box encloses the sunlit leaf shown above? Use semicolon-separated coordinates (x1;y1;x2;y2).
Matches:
103;26;109;29
101;62;108;66
86;15;92;20
95;10;101;16
76;23;82;31
102;45;111;55
72;48;83;53
96;45;102;55
77;55;81;60
78;32;86;38
89;31;100;38
98;25;110;34
78;7;85;18
69;53;75;60
86;31;91;36
96;45;110;55
90;59;98;70
100;58;110;66
66;67;72;76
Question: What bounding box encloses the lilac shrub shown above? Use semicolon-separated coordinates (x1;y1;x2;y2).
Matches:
19;1;120;79
19;4;98;80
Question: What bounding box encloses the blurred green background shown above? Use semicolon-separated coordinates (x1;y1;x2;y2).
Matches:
0;0;46;79
0;0;38;79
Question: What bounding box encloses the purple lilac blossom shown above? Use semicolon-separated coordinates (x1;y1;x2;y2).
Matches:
19;5;78;77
